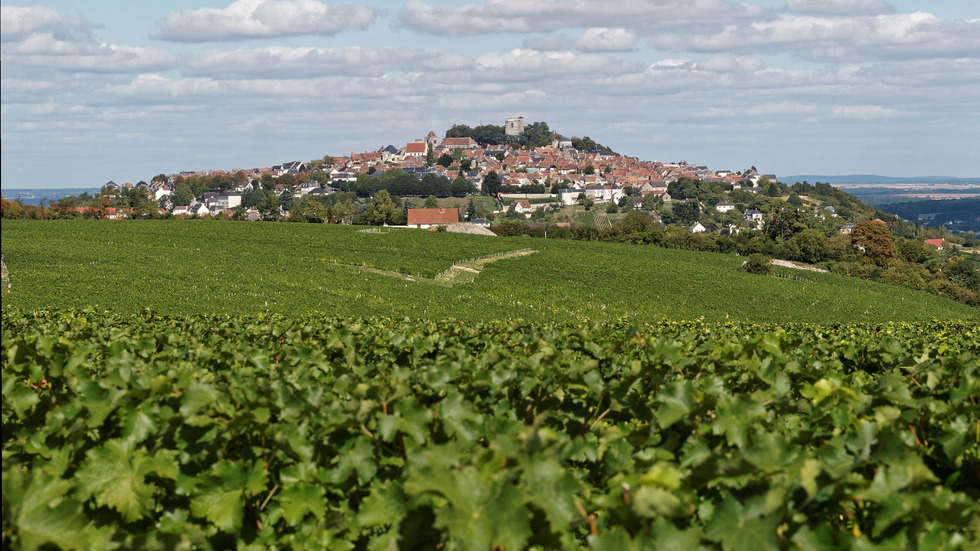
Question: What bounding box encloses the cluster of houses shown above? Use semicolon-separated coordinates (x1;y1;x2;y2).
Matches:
99;119;789;226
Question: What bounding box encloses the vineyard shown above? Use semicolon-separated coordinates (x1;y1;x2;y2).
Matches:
2;220;976;323
3;311;978;549
2;220;979;549
577;211;613;230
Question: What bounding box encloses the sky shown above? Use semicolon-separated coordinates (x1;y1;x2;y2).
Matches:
1;0;979;190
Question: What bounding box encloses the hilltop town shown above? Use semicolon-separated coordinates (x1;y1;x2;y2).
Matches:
3;117;977;309
89;117;780;228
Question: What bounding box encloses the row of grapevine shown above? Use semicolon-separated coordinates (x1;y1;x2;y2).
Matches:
4;309;978;549
3;220;978;322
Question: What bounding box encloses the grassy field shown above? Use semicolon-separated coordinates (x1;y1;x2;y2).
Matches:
2;219;977;323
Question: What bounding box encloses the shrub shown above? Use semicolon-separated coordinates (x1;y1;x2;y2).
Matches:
740;253;773;275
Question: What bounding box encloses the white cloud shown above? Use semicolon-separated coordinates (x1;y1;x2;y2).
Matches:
693;55;766;73
650;12;980;62
154;0;380;42
4;38;176;74
784;0;893;16
830;105;896;120
574;28;637;52
0;6;99;42
696;101;821;119
0;6;175;75
473;49;641;82
523;34;573;52
182;47;472;79
397;0;767;36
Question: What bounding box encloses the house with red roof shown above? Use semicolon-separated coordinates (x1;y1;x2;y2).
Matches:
407;208;459;229
404;140;427;160
924;239;946;250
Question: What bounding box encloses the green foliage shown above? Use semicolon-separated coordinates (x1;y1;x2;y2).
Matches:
740;253;774;275
2;220;977;322
784;229;831;264
481;170;501;196
3;311;978;549
362;190;400;226
670;201;700;225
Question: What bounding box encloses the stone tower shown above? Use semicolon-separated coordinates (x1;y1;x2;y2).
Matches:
504;116;525;136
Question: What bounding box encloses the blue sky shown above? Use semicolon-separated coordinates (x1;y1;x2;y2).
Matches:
2;0;978;189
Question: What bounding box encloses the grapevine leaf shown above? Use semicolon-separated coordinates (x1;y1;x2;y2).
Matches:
74;439;173;522
588;527;633;551
358;480;407;528
655;380;694;427
643;517;703;550
3;470;89;551
5;383;40;417
190;459;268;532
180;380;220;417
522;455;580;529
704;497;780;551
711;395;765;449
279;484;326;525
632;486;684;518
190;485;244;532
331;436;377;484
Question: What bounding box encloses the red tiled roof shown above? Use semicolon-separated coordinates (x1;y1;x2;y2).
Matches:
407;208;458;226
441;137;477;147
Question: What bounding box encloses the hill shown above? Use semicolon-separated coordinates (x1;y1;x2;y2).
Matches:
782;175;980;185
2;220;975;323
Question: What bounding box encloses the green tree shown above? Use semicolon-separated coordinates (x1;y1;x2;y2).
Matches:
466;198;477;220
482;171;502;196
672;201;701;225
258;193;281;221
330;200;357;225
172;183;194;207
277;173;298;191
424;195;440;209
362;190;399;225
311;170;329;185
450;175;471;198
784;229;830;264
947;259;980;293
128;188;157;218
436;153;453;167
279;191;295;213
302;199;328;223
641;193;662;212
618;210;658;235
